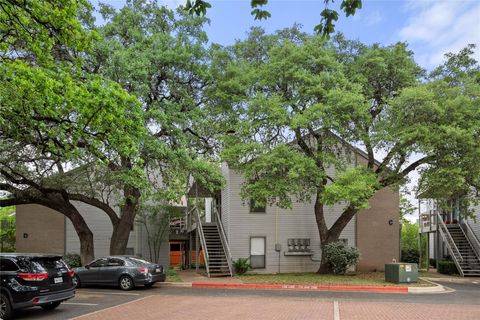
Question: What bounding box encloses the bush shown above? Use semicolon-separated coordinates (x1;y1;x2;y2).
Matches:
233;258;251;275
63;253;82;268
438;260;459;275
429;258;436;268
401;249;419;263
323;241;360;274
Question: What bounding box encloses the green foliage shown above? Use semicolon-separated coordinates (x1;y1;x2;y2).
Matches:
437;260;459;275
63;253;82;268
0;0;96;66
399;197;415;224
233;258;251;275
323;241;360;274
400;222;427;266
401;222;419;252
185;0;362;37
322;167;379;210
0;205;15;252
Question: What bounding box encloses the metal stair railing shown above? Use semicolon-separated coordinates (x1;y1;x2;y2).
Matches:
213;207;233;276
195;208;210;277
462;222;480;261
436;211;464;277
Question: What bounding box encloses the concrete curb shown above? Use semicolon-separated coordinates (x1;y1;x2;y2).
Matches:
407;278;447;294
159;280;449;294
191;282;409;293
159;282;193;287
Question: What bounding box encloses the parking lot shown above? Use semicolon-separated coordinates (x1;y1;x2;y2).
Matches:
13;288;146;320
10;280;480;320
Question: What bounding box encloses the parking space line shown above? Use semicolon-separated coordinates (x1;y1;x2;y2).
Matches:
63;302;99;306
333;300;340;320
77;290;140;296
72;295;155;319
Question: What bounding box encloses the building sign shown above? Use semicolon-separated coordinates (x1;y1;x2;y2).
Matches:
419;210;437;233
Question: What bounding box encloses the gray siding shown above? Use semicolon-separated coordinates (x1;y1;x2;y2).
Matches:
466;203;480;240
65;201;137;260
223;165;356;274
135;223;169;267
221;163;231;242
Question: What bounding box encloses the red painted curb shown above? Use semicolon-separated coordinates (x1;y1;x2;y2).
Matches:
191;282;409;293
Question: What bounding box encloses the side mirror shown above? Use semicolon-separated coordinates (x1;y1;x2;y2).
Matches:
85;264;90;269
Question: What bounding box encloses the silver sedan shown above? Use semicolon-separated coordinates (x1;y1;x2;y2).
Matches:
73;256;166;290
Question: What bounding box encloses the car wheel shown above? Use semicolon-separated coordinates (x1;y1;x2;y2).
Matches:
0;293;13;320
119;275;134;291
72;274;81;288
144;283;154;288
41;302;61;310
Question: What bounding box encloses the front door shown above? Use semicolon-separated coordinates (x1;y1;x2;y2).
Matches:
83;258;107;284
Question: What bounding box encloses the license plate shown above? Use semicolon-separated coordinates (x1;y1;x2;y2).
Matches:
54;277;63;284
155;268;161;273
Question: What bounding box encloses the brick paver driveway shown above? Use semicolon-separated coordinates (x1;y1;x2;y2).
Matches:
73;293;480;320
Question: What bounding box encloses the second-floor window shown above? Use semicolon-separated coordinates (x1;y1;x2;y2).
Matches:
250;199;266;213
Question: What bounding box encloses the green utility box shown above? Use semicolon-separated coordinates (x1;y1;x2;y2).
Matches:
385;263;418;284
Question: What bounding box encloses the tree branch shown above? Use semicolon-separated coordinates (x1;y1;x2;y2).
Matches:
69;193;120;226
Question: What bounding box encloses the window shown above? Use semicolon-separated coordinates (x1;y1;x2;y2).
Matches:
250;237;266;269
89;258;107;268
107;258;125;267
0;258;18;272
250;200;266;213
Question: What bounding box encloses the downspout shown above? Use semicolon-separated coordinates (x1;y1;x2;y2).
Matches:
275;205;280;274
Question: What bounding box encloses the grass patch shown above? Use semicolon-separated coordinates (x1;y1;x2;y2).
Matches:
237;272;430;287
166;268;183;282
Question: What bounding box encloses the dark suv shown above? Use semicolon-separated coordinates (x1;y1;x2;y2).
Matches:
0;254;76;319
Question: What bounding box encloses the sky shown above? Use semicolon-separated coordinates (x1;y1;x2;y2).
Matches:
142;0;480;70
95;0;479;220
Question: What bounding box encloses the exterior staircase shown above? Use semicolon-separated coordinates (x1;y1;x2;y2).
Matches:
446;224;480;276
202;224;232;277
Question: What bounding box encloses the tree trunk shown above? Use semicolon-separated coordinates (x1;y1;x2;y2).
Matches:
109;186;140;255
314;191;358;274
56;200;95;265
318;245;332;274
314;190;331;274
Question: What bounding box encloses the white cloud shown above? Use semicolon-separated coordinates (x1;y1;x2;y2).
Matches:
365;10;383;26
399;0;480;68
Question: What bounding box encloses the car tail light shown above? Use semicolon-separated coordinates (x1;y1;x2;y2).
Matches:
68;270;75;277
18;273;49;281
33;297;39;305
138;267;148;274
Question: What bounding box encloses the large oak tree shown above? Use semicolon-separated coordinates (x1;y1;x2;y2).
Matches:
208;28;480;273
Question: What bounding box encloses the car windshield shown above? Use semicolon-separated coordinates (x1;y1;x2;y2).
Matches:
126;257;151;266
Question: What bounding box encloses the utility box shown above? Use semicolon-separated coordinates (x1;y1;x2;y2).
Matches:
385;263;418;284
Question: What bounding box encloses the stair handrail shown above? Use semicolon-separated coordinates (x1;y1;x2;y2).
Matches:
213;207;233;276
463;222;480;259
195;207;210;277
436;212;464;277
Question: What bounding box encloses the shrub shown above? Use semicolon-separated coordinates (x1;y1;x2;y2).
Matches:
63;253;82;268
438;260;459;275
429;258;436;268
323;241;360;274
401;249;419;263
233;258;251;275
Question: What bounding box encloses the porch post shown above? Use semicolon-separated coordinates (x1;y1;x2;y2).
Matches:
196;229;199;272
